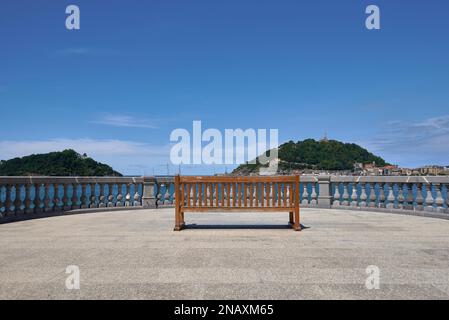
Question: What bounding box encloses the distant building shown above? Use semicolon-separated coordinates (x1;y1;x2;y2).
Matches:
418;165;446;176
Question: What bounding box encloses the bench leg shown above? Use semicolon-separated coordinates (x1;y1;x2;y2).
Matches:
174;209;183;231
181;211;185;229
293;208;301;231
289;212;294;226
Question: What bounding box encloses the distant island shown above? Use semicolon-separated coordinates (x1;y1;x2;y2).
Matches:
0;149;122;176
233;138;388;175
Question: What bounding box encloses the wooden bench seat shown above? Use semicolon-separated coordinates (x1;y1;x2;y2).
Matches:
174;175;301;231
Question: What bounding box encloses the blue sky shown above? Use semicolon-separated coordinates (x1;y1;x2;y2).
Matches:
0;0;448;175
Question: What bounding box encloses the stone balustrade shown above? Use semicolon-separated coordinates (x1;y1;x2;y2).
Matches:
1;175;448;223
0;176;145;223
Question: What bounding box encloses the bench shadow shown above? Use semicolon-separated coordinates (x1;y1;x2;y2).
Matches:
184;223;309;230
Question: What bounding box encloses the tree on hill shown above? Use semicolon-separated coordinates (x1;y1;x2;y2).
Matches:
0;149;122;176
233;139;388;175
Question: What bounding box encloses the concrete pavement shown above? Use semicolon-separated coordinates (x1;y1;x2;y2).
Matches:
1;208;449;299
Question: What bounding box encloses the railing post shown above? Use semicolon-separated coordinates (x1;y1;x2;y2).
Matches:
317;176;332;208
142;177;157;208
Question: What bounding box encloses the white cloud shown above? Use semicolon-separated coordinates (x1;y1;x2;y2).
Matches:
91;114;158;129
0;138;171;175
359;115;449;167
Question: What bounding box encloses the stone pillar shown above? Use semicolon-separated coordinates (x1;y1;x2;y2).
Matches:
142;177;157;208
317;176;332;208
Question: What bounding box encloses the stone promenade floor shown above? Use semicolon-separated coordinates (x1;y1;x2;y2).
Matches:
1;208;449;299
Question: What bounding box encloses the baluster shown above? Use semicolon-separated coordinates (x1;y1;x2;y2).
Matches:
359;183;367;207
80;183;88;209
405;184;414;210
424;184;434;212
350;182;358;207
89;183;98;208
386;183;395;209
62;184;71;211
434;184;444;213
116;183;124;207
33;183;44;213
378;183;386;208
5;184;13;216
333;183;341;207
301;183;309;205
0;186;4;217
341;183;349;206
71;183;80;209
368;183;376;208
3;184;13;216
310;183;317;205
396;184;405;209
34;183;43;213
24;184;33;214
98;183;107;208
107;184;115;207
43;183;53;212
14;184;24;215
133;184;141;206
156;183;163;207
415;183;424;211
445;184;449;214
54;183;63;212
125;183;132;207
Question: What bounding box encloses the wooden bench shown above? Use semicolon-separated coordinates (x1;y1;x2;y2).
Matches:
174;175;301;231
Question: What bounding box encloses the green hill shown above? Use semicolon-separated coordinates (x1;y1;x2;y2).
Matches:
0;149;122;176
233;139;388;175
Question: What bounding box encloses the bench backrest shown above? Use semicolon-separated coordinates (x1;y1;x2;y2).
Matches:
175;175;300;210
